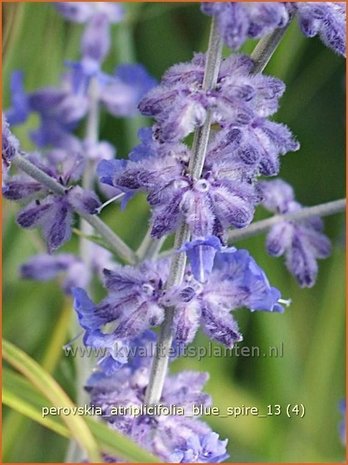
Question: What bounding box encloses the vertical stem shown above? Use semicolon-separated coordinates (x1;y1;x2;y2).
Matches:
144;17;223;405
78;78;99;344
189;16;224;179
144;236;166;261
80;78;100;269
250;13;295;74
144;223;190;405
136;229;166;261
65;78;100;463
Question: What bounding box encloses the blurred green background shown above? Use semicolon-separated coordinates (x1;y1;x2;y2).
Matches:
2;2;345;462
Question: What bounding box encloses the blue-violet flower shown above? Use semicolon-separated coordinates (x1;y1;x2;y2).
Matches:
3;150;101;252
201;2;346;56
86;331;229;463
260;179;332;287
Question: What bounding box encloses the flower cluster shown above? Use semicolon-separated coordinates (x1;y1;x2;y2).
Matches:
295;2;346;56
2;2;344;463
139;53;287;142
6;69;90;150
73;248;283;373
4;2;155;284
20;243;115;294
6;64;155;152
260;179;331;287
201;3;290;50
99;54;299;240
201;2;346;56
55;2;124;65
6;3;155;153
87;331;228;462
2;146;101;252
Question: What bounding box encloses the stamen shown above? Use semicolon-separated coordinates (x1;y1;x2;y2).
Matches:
278;298;292;307
96;193;125;214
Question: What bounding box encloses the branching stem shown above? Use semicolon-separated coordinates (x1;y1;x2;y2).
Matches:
250;12;295;74
144;16;223;405
11;154;137;264
227;199;346;243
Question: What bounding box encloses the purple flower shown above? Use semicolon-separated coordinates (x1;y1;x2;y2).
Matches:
72;260;170;371
55;2;124;63
201;2;290;49
73;259;205;371
3;151;101;252
6;71;30;125
29;84;88;149
97;159;126;188
82;139;116;162
295;2;346;56
31;120;81;152
82;13;111;64
7;61;149;150
6;69;88;150
2;114;19;184
20;253;89;294
4;149;83;200
100;119;298;239
129;127;191;163
55;3;124;24
20;242;115;294
16;186;100;253
113;150;259;237
153;418;229;463
30;86;88;126
73;247;283;358
226;118;300;176
180;235;225;283
58;60;157;119
100;65;157;117
139;53;286;143
16;197;75;253
339;399;346;446
201;2;346;57
6;61;155;152
260;179;332;287
174;248;284;348
86;339;228;463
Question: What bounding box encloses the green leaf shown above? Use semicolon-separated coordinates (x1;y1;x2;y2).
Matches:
3;340;101;462
88;412;161;462
3;367;160;462
3;390;69;438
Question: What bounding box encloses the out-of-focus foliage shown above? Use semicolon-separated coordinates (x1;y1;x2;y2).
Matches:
2;3;345;462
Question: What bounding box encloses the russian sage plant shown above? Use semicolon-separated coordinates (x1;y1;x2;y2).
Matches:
2;2;346;462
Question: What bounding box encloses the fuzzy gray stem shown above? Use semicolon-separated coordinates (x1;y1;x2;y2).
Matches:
80;213;136;264
13;155;66;195
11;154;137;264
138;17;224;266
144;17;223;406
250;13;294;74
80;78;100;270
157;198;346;260
228;199;346;243
188;16;223;180
136;229;166;261
144;223;190;405
66;78;100;464
144;236;166;261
